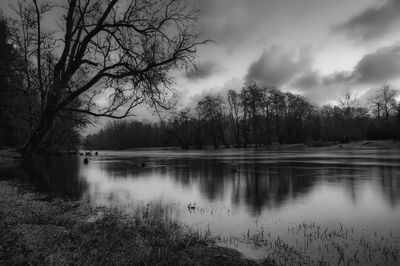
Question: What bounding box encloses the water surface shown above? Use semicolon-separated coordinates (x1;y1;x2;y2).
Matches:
2;148;400;263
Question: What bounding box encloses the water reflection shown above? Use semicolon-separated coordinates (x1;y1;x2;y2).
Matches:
1;149;400;229
0;156;88;199
2;149;400;263
96;154;400;210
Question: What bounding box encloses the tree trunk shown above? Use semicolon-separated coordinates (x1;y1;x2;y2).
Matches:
20;110;55;157
21;73;63;157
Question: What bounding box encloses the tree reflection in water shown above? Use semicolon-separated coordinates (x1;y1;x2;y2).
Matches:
1;149;400;218
0;156;88;199
93;151;400;211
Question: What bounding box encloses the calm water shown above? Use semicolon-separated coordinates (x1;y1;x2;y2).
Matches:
1;148;400;262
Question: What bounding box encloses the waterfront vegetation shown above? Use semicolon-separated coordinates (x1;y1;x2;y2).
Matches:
0;180;257;266
1;179;399;266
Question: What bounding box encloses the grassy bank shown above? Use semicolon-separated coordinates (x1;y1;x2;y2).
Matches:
0;181;258;266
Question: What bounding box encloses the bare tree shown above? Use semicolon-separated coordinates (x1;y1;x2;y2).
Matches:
283;92;312;143
268;87;285;144
227;89;241;146
339;90;358;142
197;95;227;147
339;90;357;118
240;81;261;145
369;85;398;120
379;85;398;120
10;0;208;156
170;108;194;149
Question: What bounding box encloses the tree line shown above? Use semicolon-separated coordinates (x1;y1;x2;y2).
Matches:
86;82;400;150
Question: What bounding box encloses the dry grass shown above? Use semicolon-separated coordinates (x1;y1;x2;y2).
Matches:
213;220;399;266
0;181;257;266
4;179;397;265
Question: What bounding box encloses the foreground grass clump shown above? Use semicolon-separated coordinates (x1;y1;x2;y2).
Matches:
214;220;400;266
0;181;257;265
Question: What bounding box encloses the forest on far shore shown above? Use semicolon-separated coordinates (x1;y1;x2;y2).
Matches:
85;82;400;150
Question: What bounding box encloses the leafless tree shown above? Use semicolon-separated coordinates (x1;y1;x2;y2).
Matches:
369;85;398;120
197;95;227;147
10;0;208;156
339;90;357;118
227;89;241;146
240;81;265;146
339;90;358;142
170;108;193;149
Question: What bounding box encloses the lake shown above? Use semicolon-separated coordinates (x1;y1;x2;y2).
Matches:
1;148;400;264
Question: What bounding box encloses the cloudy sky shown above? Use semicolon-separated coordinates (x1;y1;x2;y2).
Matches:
1;0;400;119
176;0;400;105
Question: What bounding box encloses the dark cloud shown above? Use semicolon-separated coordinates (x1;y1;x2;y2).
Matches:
244;46;352;103
290;71;350;103
291;71;321;90
245;46;357;103
352;45;400;83
188;0;307;51
334;0;400;41
322;71;353;86
185;78;243;107
300;86;344;104
293;44;400;90
245;46;313;86
188;43;400;105
184;60;222;81
289;44;400;103
193;0;270;46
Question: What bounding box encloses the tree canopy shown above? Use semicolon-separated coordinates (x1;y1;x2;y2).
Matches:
3;0;207;156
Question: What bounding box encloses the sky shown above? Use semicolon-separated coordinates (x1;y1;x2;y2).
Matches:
176;0;400;105
2;0;400;127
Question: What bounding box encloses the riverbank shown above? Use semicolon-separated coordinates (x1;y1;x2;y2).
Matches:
0;180;258;265
107;139;400;152
1;140;399;161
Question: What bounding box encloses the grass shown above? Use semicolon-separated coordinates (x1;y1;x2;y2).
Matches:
1;179;399;265
212;220;400;266
0;181;257;266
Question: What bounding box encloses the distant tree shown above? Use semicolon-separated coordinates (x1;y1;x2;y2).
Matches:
366;85;400;139
85;82;400;150
170;108;194;149
317;105;334;141
339;90;357;118
9;0;207;156
397;101;400;119
268;87;286;144
369;85;398;120
379;85;398;120
197;95;227;147
240;81;264;146
283;92;313;143
339;90;358;142
227;89;241;146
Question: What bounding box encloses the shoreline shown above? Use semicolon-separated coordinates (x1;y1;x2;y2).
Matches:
1;139;399;162
0;180;259;265
91;139;400;152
